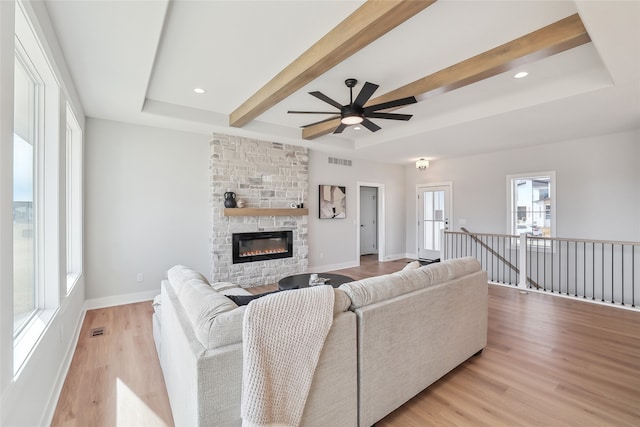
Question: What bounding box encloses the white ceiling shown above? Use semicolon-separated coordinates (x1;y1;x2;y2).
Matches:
44;0;640;165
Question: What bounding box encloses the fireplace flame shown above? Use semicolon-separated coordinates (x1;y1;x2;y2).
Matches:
240;248;288;257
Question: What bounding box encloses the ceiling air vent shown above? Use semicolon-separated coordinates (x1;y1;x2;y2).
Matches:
328;157;352;167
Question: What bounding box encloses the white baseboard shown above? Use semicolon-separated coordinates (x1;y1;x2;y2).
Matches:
309;260;359;273
310;254;413;272
404;252;418;260
42;308;86;426
84;289;159;310
383;253;411;261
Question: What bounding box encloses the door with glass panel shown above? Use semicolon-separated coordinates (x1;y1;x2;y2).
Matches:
417;185;451;260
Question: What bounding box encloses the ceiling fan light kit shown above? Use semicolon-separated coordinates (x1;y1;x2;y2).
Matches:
341;113;364;125
288;78;416;134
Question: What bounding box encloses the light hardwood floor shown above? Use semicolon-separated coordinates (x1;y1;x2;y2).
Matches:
52;257;640;426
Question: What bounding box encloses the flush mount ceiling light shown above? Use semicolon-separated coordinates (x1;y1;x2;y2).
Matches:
416;158;430;171
193;87;207;94
514;71;529;79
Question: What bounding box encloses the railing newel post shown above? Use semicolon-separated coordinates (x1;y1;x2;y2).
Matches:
519;233;528;289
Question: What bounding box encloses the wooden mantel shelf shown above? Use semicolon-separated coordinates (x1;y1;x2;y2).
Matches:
223;208;308;217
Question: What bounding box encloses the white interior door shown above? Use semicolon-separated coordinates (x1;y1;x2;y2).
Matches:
417;184;451;260
360;187;378;255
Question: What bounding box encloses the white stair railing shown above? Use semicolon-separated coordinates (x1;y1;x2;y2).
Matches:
443;229;639;309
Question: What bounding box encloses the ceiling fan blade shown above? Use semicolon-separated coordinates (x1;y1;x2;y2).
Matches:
288;110;339;114
333;123;348;134
353;82;379;107
366;112;413;121
300;116;341;128
361;119;381;132
364;96;417;113
309;91;343;109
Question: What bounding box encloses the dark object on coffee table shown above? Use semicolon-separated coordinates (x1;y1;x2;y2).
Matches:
278;273;353;290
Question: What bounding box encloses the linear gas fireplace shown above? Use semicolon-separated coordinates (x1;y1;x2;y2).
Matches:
232;231;293;264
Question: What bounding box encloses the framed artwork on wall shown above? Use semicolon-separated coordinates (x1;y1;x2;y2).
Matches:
319;185;346;219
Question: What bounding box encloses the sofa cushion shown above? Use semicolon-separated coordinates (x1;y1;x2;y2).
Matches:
443;256;482;279
168;265;208;293
340;257;481;308
339;269;428;308
177;280;243;348
210;281;241;293
333;288;351;314
402;260;421;271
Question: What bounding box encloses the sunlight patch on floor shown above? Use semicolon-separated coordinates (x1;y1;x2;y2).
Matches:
117;377;167;427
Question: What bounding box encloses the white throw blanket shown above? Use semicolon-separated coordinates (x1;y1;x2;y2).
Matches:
241;285;335;427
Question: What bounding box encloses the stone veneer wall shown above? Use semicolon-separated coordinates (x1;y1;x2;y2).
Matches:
210;133;309;287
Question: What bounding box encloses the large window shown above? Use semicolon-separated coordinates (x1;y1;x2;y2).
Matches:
508;172;555;238
12;0;75;374
13;50;38;335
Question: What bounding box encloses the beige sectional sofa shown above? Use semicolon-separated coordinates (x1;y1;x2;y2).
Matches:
154;266;358;426
339;257;488;426
153;257;487;427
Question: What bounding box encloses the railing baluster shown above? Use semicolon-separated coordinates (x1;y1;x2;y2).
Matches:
583;241;586;299
502;236;505;284
492;235;495;281
515;238;519;285
611;244;614;304
601;243;605;302
558;240;562;295
565;240;569;296
573;242;578;297
592;242;595;301
528;237;532;289
622;244;625;306
551;240;558;292
542;240;553;290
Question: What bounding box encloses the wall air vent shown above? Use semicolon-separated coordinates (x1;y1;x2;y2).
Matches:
328;157;352;167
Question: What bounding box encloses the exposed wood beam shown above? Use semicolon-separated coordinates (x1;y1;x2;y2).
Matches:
229;0;436;128
302;13;591;140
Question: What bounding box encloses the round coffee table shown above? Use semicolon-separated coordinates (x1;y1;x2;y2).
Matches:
278;273;354;290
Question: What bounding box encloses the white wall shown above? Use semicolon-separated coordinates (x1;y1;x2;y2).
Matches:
308;151;406;270
84;118;210;304
86;131;407;294
405;130;640;254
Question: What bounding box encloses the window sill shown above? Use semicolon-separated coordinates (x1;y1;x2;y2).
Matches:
66;272;81;295
13;308;57;376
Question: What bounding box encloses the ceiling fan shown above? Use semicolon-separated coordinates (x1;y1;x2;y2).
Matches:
288;78;417;133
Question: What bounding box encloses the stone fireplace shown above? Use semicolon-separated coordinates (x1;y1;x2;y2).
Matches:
209;133;308;287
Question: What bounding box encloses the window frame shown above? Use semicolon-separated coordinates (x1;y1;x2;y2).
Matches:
13;0;62;375
12;42;40;337
65;103;82;294
506;171;556;240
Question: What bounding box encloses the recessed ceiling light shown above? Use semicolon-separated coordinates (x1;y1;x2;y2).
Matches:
193;87;206;94
353;126;362;131
514;71;529;79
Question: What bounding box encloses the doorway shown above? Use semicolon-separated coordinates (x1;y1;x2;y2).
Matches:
417;183;452;261
360;187;378;256
357;182;385;263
